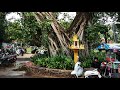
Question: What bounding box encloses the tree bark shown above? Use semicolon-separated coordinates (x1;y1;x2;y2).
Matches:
67;12;91;56
33;12;92;57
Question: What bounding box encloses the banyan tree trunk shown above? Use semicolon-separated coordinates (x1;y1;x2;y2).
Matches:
67;12;91;56
33;12;92;57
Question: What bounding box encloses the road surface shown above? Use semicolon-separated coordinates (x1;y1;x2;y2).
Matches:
0;54;34;78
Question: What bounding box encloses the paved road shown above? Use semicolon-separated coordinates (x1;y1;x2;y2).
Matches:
0;54;34;78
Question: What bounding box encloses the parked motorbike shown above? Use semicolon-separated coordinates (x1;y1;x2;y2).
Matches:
0;48;17;66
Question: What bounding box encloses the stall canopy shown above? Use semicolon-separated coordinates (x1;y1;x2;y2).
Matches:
108;43;120;49
96;43;110;50
96;43;120;50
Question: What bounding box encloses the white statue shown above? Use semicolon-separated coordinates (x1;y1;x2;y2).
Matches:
71;62;83;78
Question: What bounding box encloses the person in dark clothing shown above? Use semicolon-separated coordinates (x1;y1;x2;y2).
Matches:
91;57;101;70
20;48;24;56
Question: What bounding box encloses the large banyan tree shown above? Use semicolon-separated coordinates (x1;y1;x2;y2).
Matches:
33;12;92;57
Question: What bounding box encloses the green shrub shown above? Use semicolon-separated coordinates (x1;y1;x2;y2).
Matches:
31;54;74;70
80;50;106;68
31;49;106;69
80;56;93;68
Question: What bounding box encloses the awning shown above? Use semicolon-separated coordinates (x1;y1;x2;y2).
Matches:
96;43;110;50
96;43;120;50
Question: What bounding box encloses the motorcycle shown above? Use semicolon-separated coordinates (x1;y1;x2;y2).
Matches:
0;48;17;66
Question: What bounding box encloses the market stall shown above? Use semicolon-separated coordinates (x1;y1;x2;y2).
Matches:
96;43;120;78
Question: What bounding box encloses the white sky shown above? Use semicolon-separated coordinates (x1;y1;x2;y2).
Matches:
6;12;21;22
58;12;76;21
6;12;116;25
6;12;76;22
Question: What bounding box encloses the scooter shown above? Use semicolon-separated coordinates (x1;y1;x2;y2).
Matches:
84;69;102;78
0;49;17;66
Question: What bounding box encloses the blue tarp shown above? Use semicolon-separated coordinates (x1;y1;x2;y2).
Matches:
96;43;110;50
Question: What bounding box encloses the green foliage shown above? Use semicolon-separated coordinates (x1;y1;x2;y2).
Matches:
59;20;71;29
5;21;23;42
31;55;74;70
21;12;50;47
38;20;51;48
0;12;6;47
80;56;93;68
80;50;106;68
58;12;73;29
85;23;109;49
31;50;106;69
21;12;42;45
5;12;50;48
